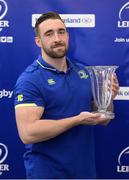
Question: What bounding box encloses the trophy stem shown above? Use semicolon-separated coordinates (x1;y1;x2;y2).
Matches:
96;110;115;119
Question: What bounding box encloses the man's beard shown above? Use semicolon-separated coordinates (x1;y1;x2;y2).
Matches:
42;42;68;58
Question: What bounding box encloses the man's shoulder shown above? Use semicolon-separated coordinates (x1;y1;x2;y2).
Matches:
71;60;89;71
16;60;40;85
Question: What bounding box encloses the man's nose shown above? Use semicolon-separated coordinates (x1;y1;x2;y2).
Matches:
53;32;60;41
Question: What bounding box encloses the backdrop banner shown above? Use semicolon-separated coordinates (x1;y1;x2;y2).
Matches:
0;0;129;178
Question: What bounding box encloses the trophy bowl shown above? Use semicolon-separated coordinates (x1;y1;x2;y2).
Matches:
86;66;118;119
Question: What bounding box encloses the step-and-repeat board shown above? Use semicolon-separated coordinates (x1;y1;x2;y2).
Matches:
0;0;129;178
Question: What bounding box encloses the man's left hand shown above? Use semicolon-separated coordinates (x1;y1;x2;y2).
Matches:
111;73;119;99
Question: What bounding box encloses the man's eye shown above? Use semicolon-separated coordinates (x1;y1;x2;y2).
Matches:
46;33;52;37
59;30;65;34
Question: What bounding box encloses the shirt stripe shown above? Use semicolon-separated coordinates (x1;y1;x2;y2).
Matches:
15;103;37;109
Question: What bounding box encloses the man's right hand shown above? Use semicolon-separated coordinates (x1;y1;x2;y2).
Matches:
79;111;111;126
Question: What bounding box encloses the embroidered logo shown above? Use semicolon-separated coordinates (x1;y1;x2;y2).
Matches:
47;79;56;85
17;94;23;102
78;70;88;79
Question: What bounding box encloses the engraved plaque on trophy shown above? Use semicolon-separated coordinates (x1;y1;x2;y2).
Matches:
86;66;118;119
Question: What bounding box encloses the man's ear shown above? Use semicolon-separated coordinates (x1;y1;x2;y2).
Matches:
35;36;42;48
66;31;69;43
67;31;69;39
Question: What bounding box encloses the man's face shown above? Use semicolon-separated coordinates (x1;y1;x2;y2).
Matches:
36;19;69;58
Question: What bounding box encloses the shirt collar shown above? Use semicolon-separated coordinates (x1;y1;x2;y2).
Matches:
36;55;73;73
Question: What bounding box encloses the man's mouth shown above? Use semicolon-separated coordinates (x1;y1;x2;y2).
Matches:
52;43;65;48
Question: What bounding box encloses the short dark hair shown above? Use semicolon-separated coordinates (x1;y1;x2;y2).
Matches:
34;12;64;36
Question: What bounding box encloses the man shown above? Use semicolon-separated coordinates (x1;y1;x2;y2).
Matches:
14;12;119;179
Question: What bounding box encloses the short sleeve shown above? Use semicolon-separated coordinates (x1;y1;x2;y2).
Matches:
14;79;45;108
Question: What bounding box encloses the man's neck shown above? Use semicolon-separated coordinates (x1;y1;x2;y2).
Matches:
42;53;67;73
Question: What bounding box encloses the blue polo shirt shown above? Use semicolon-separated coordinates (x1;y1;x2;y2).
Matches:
14;56;96;179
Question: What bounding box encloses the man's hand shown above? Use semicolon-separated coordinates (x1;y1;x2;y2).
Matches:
111;73;119;99
78;112;111;126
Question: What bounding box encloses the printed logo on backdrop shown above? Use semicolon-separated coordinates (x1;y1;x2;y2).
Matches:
115;2;129;43
0;0;8;32
32;14;95;28
118;2;129;28
117;146;129;173
0;89;13;99
0;0;13;43
115;87;129;100
0;143;9;175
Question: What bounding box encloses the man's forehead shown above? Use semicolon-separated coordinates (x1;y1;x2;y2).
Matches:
39;19;66;32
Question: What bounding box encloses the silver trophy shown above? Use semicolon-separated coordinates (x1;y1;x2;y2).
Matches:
86;66;118;119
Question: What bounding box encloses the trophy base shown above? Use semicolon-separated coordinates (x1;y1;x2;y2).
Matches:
94;111;115;119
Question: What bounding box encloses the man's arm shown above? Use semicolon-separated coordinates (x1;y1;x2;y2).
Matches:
15;106;109;144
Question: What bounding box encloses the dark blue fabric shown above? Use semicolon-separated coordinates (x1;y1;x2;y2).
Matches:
14;56;96;179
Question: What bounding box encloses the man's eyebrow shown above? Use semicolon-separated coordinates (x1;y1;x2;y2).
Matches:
44;28;66;35
58;28;66;31
44;29;53;35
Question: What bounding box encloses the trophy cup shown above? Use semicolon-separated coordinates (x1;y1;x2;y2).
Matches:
86;66;118;119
